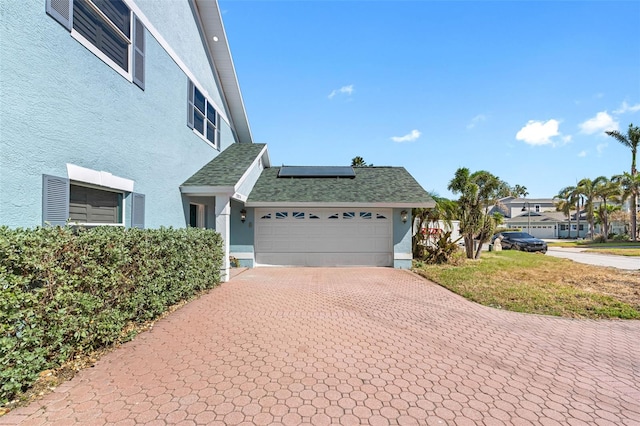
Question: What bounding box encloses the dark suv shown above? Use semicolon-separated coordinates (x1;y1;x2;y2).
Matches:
492;232;547;253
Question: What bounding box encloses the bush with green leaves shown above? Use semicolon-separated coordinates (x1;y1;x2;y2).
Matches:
0;226;223;403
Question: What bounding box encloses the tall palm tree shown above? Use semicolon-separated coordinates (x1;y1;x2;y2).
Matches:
606;123;640;241
593;176;622;240
554;187;574;238
612;172;640;237
577;177;602;239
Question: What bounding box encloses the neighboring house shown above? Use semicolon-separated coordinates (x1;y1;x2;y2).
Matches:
494;198;592;239
492;197;557;218
1;0;433;278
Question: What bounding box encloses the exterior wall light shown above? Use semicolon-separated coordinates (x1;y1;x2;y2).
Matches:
400;210;408;223
240;209;247;223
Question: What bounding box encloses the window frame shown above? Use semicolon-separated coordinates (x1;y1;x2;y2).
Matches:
70;0;133;81
46;0;144;88
188;80;220;150
68;182;126;227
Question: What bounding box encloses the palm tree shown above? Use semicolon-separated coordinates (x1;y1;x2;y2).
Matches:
593;176;622;240
351;156;372;167
554;187;574;238
577;177;601;239
448;168;503;259
612;171;640;240
606;123;640;241
569;185;584;239
412;193;457;258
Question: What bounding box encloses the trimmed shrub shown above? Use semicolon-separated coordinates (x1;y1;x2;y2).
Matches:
0;226;223;403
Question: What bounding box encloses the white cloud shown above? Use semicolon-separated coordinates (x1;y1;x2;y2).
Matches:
578;150;587;157
597;142;608;155
562;135;573;144
613;101;640;115
391;129;421;143
579;111;619;134
328;85;354;99
467;114;487;129
515;119;560;146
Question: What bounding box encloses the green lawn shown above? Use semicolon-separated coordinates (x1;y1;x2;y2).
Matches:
413;251;640;319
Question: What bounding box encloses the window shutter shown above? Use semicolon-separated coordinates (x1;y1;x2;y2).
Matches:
187;80;195;129
46;0;73;31
42;174;70;226
131;193;145;229
132;16;145;90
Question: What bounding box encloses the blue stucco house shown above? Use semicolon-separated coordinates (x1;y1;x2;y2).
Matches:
1;0;433;280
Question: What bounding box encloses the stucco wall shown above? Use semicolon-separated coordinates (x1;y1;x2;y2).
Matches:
135;0;227;117
393;208;413;269
0;1;234;228
229;201;254;267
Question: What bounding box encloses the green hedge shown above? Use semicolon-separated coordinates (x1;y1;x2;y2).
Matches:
0;226;223;403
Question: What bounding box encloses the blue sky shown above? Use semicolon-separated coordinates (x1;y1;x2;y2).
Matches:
219;0;640;199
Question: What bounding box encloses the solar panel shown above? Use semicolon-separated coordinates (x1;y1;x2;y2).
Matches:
278;166;356;178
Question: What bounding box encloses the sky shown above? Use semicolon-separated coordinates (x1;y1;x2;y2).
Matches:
218;0;640;199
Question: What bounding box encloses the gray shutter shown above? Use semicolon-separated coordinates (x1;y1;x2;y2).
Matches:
132;16;145;90
131;193;145;229
46;0;73;30
187;80;195;129
42;174;70;226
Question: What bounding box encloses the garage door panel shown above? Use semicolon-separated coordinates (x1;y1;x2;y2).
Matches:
255;208;392;266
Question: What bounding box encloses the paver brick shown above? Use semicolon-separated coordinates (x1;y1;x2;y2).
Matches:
2;267;639;425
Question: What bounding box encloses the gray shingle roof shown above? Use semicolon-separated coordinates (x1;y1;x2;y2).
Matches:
247;167;434;206
182;143;266;187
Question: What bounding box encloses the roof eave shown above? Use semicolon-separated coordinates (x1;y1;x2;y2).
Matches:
193;0;253;144
245;201;436;208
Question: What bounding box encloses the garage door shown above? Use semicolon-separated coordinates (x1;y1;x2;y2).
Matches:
529;225;556;239
255;208;393;267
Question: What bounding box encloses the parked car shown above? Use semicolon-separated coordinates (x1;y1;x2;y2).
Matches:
491;232;547;253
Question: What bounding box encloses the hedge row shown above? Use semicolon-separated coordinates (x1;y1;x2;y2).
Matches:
0;226;223;403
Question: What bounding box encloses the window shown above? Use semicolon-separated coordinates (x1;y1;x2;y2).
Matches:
69;184;123;225
535;205;540;212
343;212;355;219
275;212;288;219
46;0;145;88
360;212;372;219
188;80;219;149
293;212;305;219
42;175;145;228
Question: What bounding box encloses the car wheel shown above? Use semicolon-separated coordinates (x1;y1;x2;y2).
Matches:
517;245;525;251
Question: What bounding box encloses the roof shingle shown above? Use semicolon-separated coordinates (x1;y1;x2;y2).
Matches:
247;166;434;206
182;143;266;187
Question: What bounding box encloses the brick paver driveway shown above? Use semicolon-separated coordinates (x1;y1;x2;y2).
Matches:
3;268;640;425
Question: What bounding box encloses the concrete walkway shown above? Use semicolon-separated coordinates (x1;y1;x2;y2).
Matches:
2;268;639;425
546;247;640;270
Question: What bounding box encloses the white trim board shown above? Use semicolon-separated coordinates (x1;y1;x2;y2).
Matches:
67;164;134;192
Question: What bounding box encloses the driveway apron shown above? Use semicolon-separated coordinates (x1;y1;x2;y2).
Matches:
2;267;639;425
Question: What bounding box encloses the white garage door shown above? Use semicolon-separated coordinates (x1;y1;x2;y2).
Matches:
255;208;393;267
529;225;556;239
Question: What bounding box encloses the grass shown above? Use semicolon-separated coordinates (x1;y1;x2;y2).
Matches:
413;251;640;319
